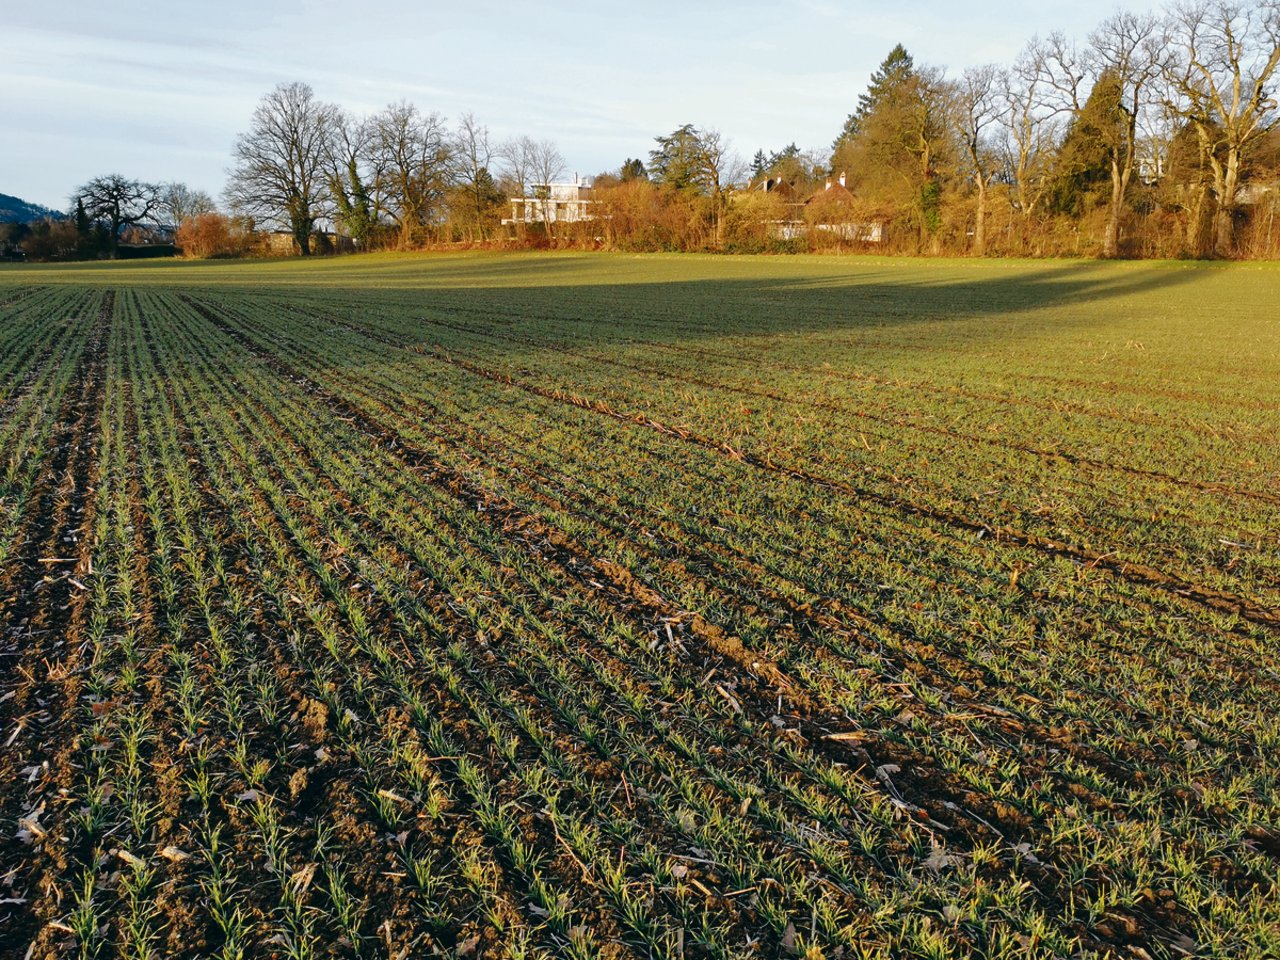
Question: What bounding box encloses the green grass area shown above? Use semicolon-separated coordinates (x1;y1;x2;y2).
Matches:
1;252;1278;959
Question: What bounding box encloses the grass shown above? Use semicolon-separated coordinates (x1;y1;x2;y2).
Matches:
0;251;1277;959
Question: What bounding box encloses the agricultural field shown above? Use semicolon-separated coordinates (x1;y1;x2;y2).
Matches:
0;252;1278;960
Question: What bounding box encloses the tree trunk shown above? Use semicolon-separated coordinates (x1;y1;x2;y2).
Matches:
1103;179;1121;258
542;198;555;242
713;187;725;250
471;183;488;242
973;181;987;257
1186;183;1211;257
1102;157;1130;259
1213;150;1242;258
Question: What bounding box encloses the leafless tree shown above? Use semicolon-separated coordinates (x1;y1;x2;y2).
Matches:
1001;41;1065;219
72;174;162;258
225;82;339;255
159;182;216;232
1165;1;1280;256
498;135;537;199
452;112;500;241
372;102;451;245
1036;31;1089;115
1087;12;1168;257
692;129;746;247
954;64;1005;255
528;139;567;236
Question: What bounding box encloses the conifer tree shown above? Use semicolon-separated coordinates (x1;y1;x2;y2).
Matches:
835;44;915;148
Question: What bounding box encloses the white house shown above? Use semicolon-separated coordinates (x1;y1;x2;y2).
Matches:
504;176;594;226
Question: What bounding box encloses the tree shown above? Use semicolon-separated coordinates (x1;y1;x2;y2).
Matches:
0;222;27;260
372;102;451;245
159;182;216;232
326;110;378;248
694;129;744;246
648;125;742;247
452;113;500;240
71;198;107;258
71;174;161;258
1001;41;1066;220
835;44;915;148
620;157;648;182
751;143;807;185
20;218;84;261
225;82;338;255
499;135;537;199
954;65;1005;255
1086;11;1168;257
1165;1;1280;256
528;139;567;236
836;63;956;249
499;137;567;233
1048;70;1121;217
649;124;706;191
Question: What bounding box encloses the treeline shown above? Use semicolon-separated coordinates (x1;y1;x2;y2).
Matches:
11;0;1280;261
7;178;218;261
818;2;1280;259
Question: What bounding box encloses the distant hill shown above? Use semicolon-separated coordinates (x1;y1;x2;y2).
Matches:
0;193;60;223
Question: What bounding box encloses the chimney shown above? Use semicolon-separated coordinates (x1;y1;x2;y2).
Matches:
825;177;832;190
839;171;846;188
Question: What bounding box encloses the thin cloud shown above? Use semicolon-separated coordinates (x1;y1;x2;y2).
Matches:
4;0;1142;207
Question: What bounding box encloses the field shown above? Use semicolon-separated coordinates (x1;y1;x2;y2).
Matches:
0;252;1277;960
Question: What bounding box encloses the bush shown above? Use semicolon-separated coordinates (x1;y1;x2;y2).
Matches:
176;213;249;259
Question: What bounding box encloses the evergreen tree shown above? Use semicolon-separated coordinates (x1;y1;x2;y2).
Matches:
620;157;648;182
835;44;915;148
74;198;91;236
751;149;768;180
473;167;505;211
649;124;704;191
1047;69;1122;217
72;197;103;258
767;143;801;169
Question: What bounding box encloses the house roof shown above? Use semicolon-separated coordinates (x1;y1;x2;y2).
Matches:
754;177;798;198
804;180;854;205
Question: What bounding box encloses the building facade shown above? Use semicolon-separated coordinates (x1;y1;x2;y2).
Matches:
504;177;594;226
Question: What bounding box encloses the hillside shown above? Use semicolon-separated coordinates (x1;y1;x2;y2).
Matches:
0;192;59;223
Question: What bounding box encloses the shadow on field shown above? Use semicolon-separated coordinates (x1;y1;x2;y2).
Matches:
246;258;1212;359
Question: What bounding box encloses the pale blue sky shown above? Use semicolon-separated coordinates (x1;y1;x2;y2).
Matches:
6;1;1137;209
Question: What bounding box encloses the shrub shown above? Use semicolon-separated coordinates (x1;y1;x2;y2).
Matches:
176;213;249;259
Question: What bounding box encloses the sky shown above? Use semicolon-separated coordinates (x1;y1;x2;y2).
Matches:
4;0;1140;210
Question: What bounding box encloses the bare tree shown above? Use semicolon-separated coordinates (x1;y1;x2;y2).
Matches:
225;82;338;255
159;182;216;232
372;102;451;245
72;174;161;258
1087;12;1168;257
1002;41;1065;219
1036;31;1089;115
498;135;537;199
692;129;746;247
954;64;1005;255
1166;1;1280;256
528;139;567;237
452;112;500;241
